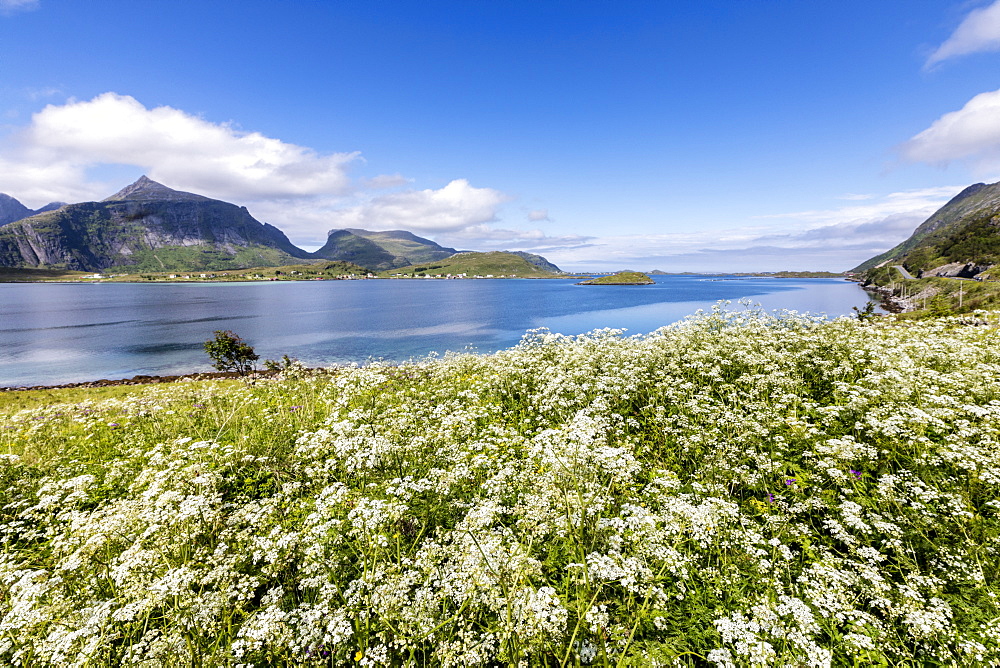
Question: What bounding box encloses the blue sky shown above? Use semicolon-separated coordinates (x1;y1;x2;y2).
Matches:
3;0;1000;271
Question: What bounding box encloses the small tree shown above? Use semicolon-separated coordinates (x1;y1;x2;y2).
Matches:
204;330;259;375
852;301;878;322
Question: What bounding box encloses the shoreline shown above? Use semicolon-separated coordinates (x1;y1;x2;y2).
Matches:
0;369;292;393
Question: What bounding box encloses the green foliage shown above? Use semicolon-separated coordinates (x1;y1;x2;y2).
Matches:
203;330;259;375
927;293;954;317
932;213;1000;266
852;300;878;321
105;244;303;273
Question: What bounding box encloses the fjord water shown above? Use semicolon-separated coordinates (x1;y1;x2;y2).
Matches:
1;276;875;387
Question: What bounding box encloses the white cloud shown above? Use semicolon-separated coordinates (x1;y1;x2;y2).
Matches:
755;186;959;227
25;87;61;101
927;0;1000;67
0;93;521;246
431;224;591;251
537;187;960;273
362;173;409;189
527;209;550;222
12;93;358;202
1;0;39;14
321;179;509;233
900;88;1000;172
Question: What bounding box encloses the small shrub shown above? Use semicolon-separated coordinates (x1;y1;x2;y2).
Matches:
852;301;878;321
204;330;259;375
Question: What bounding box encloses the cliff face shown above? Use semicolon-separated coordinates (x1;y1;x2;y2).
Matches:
0;177;311;272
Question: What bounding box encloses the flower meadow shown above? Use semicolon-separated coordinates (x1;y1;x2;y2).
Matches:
2;307;1000;666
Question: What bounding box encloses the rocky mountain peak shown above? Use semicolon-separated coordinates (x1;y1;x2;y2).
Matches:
104;175;209;203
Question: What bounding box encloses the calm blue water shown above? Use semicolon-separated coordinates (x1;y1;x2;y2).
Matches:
0;276;876;387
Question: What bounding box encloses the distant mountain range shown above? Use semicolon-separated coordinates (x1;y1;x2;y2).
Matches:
853;180;1000;278
0;177;562;274
0;194;66;226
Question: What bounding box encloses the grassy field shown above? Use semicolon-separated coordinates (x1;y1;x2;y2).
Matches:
577;272;654;285
3;307;1000;666
0;267;91;282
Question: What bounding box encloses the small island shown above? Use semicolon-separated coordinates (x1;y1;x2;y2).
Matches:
576;271;655;285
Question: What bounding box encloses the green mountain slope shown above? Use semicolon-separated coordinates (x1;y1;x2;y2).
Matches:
852;181;1000;274
309;230;401;270
0;177;311;272
507;251;563;273
310;228;459;270
382;251;563;277
345;229;458;265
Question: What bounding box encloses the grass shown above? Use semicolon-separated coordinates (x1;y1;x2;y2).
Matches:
0;267;91;282
577;272;654;285
0;384;171;413
3;307;1000;666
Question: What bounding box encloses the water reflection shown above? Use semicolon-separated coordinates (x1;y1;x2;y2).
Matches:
0;276;876;386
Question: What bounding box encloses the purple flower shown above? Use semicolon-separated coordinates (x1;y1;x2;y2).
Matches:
850;469;862;478
785;478;796;486
767;493;774;503
289;405;302;411
108;422;119;427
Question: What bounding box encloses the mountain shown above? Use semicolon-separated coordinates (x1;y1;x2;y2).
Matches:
383;251;563;278
506;251;563;273
346;229;459;265
311;229;565;273
33;201;68;214
853;181;1000;276
0;193;67;227
310;230;402;270
0;176;311;272
0;194;31;226
310;228;458;270
0;177;564;275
